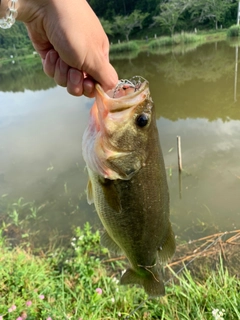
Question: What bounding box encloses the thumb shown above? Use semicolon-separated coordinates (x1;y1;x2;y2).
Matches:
85;56;118;92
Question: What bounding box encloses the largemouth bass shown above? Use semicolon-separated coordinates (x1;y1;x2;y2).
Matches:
82;76;175;297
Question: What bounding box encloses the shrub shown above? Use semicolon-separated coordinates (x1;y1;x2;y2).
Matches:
227;25;240;37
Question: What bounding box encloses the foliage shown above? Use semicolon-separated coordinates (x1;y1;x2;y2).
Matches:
110;41;140;54
99;18;114;36
190;0;234;30
0;22;32;51
112;10;149;41
148;32;204;49
227;24;240;37
152;0;235;35
153;0;192;36
88;0;159;20
0;219;239;319
0;1;238;52
89;0;238;35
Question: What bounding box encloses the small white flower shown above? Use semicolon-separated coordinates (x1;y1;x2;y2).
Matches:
72;237;76;241
212;308;225;320
112;277;119;284
212;309;219;316
111;297;115;303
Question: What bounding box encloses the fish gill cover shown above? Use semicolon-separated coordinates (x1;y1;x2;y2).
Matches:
82;76;176;297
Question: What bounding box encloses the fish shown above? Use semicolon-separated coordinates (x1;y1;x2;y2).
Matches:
82;76;175;297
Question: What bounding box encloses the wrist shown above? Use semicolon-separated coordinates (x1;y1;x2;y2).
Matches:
0;0;49;23
16;0;48;23
0;0;8;18
0;0;19;28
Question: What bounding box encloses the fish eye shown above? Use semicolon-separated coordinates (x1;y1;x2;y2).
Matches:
136;114;149;127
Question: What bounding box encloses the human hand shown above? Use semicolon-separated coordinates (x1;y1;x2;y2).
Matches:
17;0;118;97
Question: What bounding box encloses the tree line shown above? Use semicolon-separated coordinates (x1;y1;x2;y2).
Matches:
89;0;238;40
0;22;32;54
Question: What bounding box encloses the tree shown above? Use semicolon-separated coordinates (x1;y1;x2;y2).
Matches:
190;0;233;30
153;0;192;36
88;0;138;20
113;10;149;41
99;18;114;36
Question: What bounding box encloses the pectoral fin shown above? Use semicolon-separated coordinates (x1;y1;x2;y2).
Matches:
86;179;94;205
98;177;122;212
107;152;141;180
101;231;122;255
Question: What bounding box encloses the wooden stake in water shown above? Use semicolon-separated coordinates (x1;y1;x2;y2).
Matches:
177;136;183;172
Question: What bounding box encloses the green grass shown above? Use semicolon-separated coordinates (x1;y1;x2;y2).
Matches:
110;41;140;54
227;24;240;38
148;33;205;50
109;31;227;58
0;219;239;320
0;53;40;67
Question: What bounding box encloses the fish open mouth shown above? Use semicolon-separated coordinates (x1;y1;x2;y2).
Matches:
112;76;148;99
95;76;150;114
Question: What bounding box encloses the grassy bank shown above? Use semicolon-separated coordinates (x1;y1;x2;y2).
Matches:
110;41;140;54
0;54;40;68
227;25;240;38
0;220;239;320
148;32;205;50
110;30;227;58
0;30;227;63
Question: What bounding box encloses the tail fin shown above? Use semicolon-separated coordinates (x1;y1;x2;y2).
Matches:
120;268;165;297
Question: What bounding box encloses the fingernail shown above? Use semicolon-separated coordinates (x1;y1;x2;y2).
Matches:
49;50;58;64
69;69;82;85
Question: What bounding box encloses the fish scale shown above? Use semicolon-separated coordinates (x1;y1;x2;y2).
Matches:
82;77;175;296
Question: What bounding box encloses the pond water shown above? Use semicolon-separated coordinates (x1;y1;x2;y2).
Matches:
0;40;240;246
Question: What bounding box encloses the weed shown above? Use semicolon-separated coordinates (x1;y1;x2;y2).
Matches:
0;221;239;319
110;41;140;54
227;25;240;38
148;33;205;50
